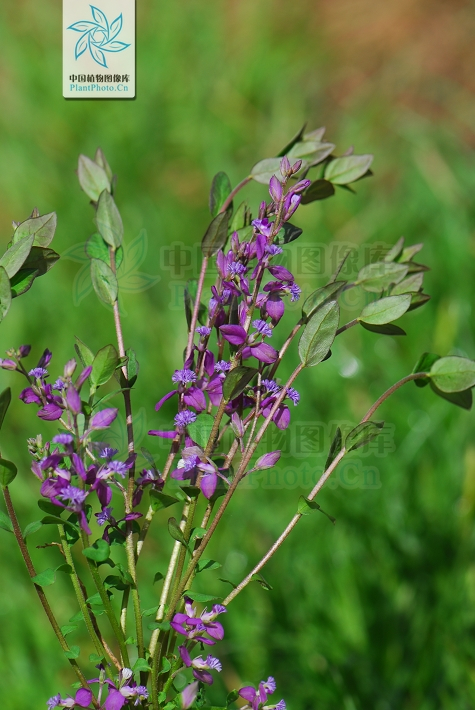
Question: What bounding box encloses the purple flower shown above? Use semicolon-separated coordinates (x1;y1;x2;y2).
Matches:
38;349;53;368
252;319;273;338
52;378;66;391
18;344;31;358
196;326;212;337
171;598;226;644
174;410;197;429
269;175;283;203
95;507;113;526
47;694;62;709
38;403;63;421
219;324;247;346
287;387;300;405
99;460;130;479
252;217;274;238
20;387;41;404
172;369;197;386
215;360;231;373
57;485;87;509
179;645;222;685
239;677;285;710
67;385;81;415
29;367;48;379
100;447;119;460
262;379;281;395
288;283;301;302
0;358;17;370
266;245;283;257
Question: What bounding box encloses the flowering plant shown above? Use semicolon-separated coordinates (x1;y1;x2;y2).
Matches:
1;130;474;710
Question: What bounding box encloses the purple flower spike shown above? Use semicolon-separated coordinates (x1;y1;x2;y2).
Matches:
90;408;118;430
254;451;281;470
219;324;247;345
181;682;199;710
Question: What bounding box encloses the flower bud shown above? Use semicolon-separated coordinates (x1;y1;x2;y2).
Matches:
280;155;291;177
254;450;281;470
63;358;77;378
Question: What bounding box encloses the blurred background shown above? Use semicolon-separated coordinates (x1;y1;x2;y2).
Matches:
1;0;475;708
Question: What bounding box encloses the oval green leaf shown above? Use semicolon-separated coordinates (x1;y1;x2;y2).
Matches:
298;300;340;367
345;421;384;451
201;212;230;257
223;366;258;401
325;154;373;185
78;155;111;202
358;295;411;325
90;258;118;304
357;262;408;293
429;356;475;393
95;190;123;249
0;458;17;487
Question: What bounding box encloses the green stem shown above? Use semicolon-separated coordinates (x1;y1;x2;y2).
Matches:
58;525;111;664
2;487;92;695
81;531;130;667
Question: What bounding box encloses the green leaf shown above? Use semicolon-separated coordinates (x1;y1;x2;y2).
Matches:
142;605;159;617
413;352;440;388
300;179;335;204
277;123;307;156
201;212;230;257
0;235;34;278
299;300;339;367
197;559;222;573
61;624;78;637
391;272;424;296
23;520;43;539
38;499;62;515
40;515;78;532
251;573;273;591
223;366;258;401
22;246;59;276
298;496;336;524
82;539;110;563
357;262;408;293
32;567;57;586
219;577;238;589
187;413;214;448
399;243;423;262
159;657;172;675
229;201;249;232
227;690;240;707
94;147;114;181
125;348;139;387
210;172;232;217
345;421;384;451
273;223;303;245
91;344;119;388
133;658;152;672
325;427;342;470
0;267;11;322
10;268;39;298
251;157;284;184
75;336;95;368
90;259;118;304
0;387;11;431
358;295;411;325
383;237;405;262
190;527;207;543
85;233;110;263
325;154;373;185
360;322;406;336
147;620;171;632
408;292;431;312
288;141;335;166
95;190;123;249
184;591;222;602
0;458;17;487
153;572;164;584
150;491;179;512
184;278;207;330
64;645;80;659
429;356;475;393
13;212;57;248
78;155;111;202
430;381;472;410
0;510;13;533
302;281;346;320
69;610;84;623
168;517;189;548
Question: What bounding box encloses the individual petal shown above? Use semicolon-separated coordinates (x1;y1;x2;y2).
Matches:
74;688;93;707
90;408;118;429
192;668;214;685
204;350;215;377
155;389;178;411
38;403;63;421
179;645;192;667
269;175;283;203
265;294;285;322
181;682;199;710
183;386;207;412
19;387;41;405
267;265;294;282
256;232;267;261
219;324;247;345
76;366;92;390
67;385;82;415
250;342;278;364
273;405;291;430
205;620;224;640
200;472;217;499
148;429;176;439
104;688;127;710
239;686;257;703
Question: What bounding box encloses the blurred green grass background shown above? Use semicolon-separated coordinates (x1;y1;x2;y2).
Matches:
1;0;475;708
